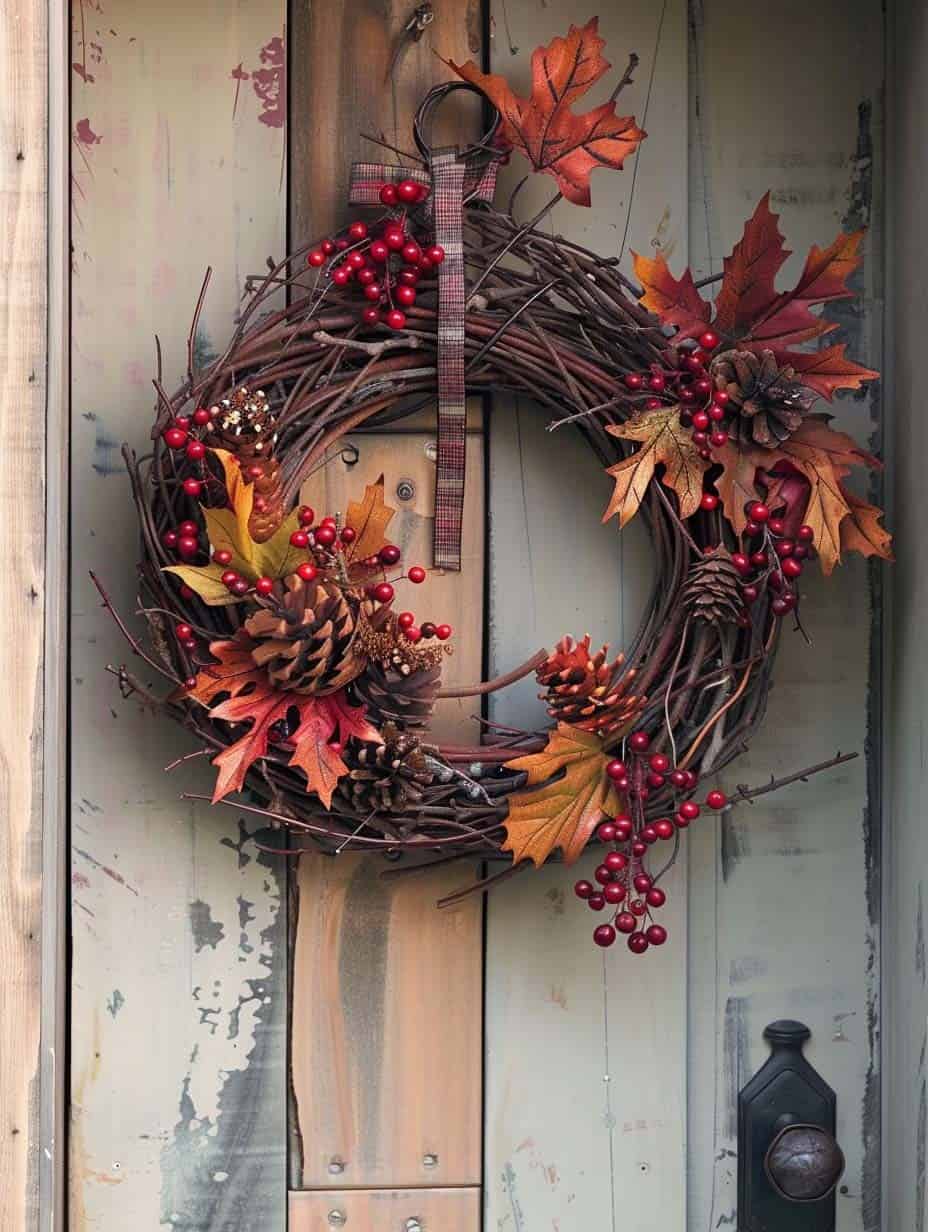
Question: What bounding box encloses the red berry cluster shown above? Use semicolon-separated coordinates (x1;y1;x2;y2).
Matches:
305;179;445;332
731;505;815;620
573;728;728;955
623;330;730;454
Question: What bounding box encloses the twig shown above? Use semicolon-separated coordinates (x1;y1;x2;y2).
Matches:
437;859;530;907
728;751;859;808
91;571;185;686
312;329;421;356
437;649;547;698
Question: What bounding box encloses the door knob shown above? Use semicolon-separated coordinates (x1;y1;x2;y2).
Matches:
737;1020;845;1230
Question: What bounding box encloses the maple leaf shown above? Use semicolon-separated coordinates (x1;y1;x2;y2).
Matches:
343;475;396;563
632;251;711;340
837;486;893;564
448;18;645;206
503;725;619;866
183;635;381;805
713;193;791;336
766;345;879;401
603;405;708;526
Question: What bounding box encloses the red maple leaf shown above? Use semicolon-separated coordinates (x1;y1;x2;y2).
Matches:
448;18;645;206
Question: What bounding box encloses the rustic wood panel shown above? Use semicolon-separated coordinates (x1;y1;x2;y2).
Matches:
291;854;483;1190
1;0;50;1224
685;3;884;1229
69;1;287;1226
300;432;485;746
483;3;690;1228
289;1185;480;1230
887;4;927;1226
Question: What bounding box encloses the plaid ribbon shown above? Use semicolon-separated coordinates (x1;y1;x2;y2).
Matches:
349;155;498;570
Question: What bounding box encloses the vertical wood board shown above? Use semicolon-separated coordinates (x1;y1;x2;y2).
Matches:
69;1;287;1226
484;4;690;1229
685;3;884;1229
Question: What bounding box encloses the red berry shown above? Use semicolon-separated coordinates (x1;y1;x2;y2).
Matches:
298;506;315;527
632;840;647;857
674;812;691;829
373;582;395;604
604;851;627;872
645;924;668;946
714;390;730;406
379;184;398;206
647;374;666;392
680;388;696;404
396;284;417;306
363;283;384;302
408;565;426;584
183;478;202;497
183;676;197;691
213;549;233;567
348;221;368;241
436;624;452;640
768;570;784;592
616;912;636;934
331;267;351;287
670;769;688;789
182;638;197;651
775;539;795;559
693;377;713;396
587;893;606;912
179;585;195;601
782;557;803;579
749;550;768;569
163;426;188;449
384;227;405;251
709;430;729;448
255;577;274;596
614;816;633;841
699;330;720;351
369;240;389;262
193;407;211;426
771;596;792;616
742;584;759;604
296;562;318;582
604;882;626;905
186;440;206;461
732;552;751;576
321;239;336;255
347;252;366;271
646;772;665;790
684;770;698;789
574;880;593;900
426;244;445;265
679;800;700;821
747;501;770;524
700;492;719;511
593;924;617;948
654;819;675;840
633;872;652;893
594;864;612;886
290;530;310;548
797;524;815;542
692;430;708;447
417;255;433;273
708;403;726;422
640;824;659;843
606;759;627;782
744;519;762;537
307;249;326;268
623;373;644;390
357;267;377;286
362;307;381;326
175;417;192;431
397;178;421;203
397;611;416;630
648;753;670;775
221;570;239;587
628;730;650;752
177;535;198;560
768;517;786;536
692;410;710;431
230;578;250;597
379;544;401;566
646;887;666;908
597;821;618;843
399;266;420;286
386;309;407;330
706;789;727;810
340;526;357;545
645;397;662;410
314;525;337;547
404;625;422;643
628;932;649;955
401;240;422;264
175;622;193;640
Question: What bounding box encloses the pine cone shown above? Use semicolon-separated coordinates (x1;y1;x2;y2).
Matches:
244;575;363;694
349;660;441;731
681;548;743;625
711;349;816;448
208;387;283;542
336;723;434;814
536;635;643;736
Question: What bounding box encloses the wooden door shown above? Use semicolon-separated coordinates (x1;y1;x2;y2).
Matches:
67;0;885;1228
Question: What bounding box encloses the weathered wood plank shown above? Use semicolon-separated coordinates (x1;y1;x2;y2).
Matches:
0;0;49;1225
685;3;884;1228
289;1185;480;1230
483;3;689;1227
69;1;287;1226
291;854;483;1190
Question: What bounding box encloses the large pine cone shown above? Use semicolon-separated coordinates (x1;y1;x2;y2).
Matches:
537;635;643;736
336;723;434;814
349;660;441;731
244;575;363;695
711;349;816;448
681;548;743;625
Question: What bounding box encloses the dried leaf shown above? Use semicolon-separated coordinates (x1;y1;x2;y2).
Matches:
603;405;708;526
287;704;349;810
503;724;618;866
344;475;396;563
632;251;711;340
766;345;879;401
837;486;894;564
163;562;241;606
713;193;791;335
448;18;645;206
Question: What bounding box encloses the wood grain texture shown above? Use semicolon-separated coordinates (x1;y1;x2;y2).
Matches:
300;432;485;746
289;0;483;245
686;3;884;1229
291;854;483;1190
69;2;287;1226
289;1185;480;1231
0;0;49;1225
887;5;928;1227
483;4;689;1228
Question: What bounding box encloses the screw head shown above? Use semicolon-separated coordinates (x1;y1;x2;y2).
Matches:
422;1152;438;1168
396;479;416;502
327;1211;347;1228
327;1157;345;1175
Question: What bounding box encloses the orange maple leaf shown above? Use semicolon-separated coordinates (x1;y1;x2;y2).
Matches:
837;486;893;564
184;635;380;805
448;18;645;206
632;251;711;340
503;724;619;866
713;193;791;336
343;475;396;564
603;405;708;526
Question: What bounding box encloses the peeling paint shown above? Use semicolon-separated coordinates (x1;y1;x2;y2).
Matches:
188;900;225;953
106;989;125;1019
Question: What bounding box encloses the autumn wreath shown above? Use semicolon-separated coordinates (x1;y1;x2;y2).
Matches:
99;19;891;956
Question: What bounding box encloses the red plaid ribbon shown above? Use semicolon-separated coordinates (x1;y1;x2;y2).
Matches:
349;156;498;571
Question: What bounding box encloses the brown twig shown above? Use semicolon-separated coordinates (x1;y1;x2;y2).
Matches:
437;649;548;698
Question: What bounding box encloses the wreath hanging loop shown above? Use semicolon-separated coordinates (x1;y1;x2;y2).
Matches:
412;80;501;162
99;18;889;960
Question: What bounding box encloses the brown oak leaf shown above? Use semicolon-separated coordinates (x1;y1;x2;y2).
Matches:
448;18;645;206
503;724;619;866
603;405;708;526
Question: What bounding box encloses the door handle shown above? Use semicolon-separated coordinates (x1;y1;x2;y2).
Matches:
737;1020;845;1230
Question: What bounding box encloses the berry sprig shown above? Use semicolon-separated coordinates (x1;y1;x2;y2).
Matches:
305;180;445;331
623;329;730;459
573;727;729;955
731;504;815;621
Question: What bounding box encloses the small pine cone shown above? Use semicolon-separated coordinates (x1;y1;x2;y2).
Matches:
710;348;816;449
336;723;435;814
681;548;743;625
208;387;283;542
537;635;643;737
244;575;363;694
349;659;441;731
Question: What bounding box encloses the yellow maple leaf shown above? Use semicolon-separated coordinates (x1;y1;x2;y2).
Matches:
503;724;619;867
603;405;708;526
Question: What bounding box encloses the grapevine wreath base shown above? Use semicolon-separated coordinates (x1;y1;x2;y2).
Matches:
98;20;891;957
